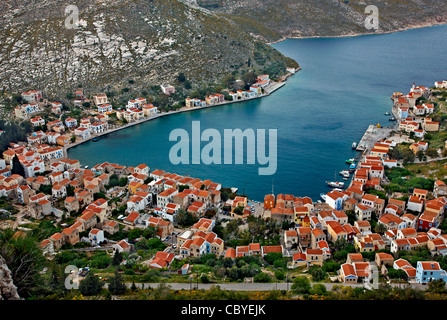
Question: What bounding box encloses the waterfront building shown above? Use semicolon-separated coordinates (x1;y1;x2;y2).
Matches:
415;261;447;284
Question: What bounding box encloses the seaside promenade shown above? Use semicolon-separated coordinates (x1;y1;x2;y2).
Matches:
356;124;394;153
63;78;289;158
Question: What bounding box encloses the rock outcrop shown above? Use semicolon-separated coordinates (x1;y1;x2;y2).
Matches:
0;255;21;300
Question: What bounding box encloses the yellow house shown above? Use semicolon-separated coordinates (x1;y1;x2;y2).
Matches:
305;249;324;266
128;181;143;195
294;206;310;225
231;196;247;213
211;238;224;256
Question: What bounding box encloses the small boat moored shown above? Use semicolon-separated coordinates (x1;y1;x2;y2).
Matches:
339;170;350;178
384;112;391;115
326;181;345;188
352;142;357;149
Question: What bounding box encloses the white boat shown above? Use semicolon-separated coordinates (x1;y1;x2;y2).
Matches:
352;142;357;149
326;181;345;188
320;193;327;201
339;170;350;178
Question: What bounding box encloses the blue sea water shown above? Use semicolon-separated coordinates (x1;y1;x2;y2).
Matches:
68;24;447;201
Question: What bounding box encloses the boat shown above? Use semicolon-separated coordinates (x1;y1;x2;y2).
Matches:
343;177;348;181
339;170;350;178
384;112;391;115
320;193;327;201
349;162;357;170
326;181;345;188
92;137;99;142
326;171;345;188
352;142;357;149
345;158;356;164
84;165;88;169
389;117;396;121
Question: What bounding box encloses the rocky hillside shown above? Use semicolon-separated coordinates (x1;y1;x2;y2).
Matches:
0;255;21;300
0;0;297;98
200;0;447;42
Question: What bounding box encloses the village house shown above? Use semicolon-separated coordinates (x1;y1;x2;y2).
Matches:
160;85;175;95
150;251;175;269
408;195;424;213
393;258;416;280
311;228;326;249
375;252;394;270
15;103;41;119
378;213;406;231
89;229;105;246
297;227;312;249
355;203;374;221
421;116;439;132
103;220;119;235
114;240;133;253
62;225;80;246
415;261;447;284
49;233;65;250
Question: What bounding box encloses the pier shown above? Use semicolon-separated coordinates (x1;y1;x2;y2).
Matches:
356;124;394;153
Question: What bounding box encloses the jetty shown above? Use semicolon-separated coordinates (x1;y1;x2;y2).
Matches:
356;124;394;152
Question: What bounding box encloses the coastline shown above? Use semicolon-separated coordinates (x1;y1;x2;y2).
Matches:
267;21;447;44
64;78;291;156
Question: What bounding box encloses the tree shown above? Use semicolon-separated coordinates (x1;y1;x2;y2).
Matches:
177;72;186;83
254;272;271;283
11;155;25;177
222;74;236;88
291;276;311;295
0;229;46;298
174;209;198;227
242;71;257;85
79;273;103;296
416;150;424;162
310;283;328;296
309;266;327;282
118;177;128;187
427;279;447;294
200;274;210;283
426;148;439;158
90;252;111;269
183;80;192;89
374;223;387;235
108;269;127;295
112;251;123;266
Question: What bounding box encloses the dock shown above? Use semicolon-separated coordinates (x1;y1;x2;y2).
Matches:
356;124;394;152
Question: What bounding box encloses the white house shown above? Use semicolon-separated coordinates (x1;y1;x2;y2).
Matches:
161;85;175;95
325;190;346;210
65;118;78;129
97;104;112;114
407;195;424;213
89;229;105;246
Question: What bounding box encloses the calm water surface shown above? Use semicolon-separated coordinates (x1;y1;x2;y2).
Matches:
68;25;447;201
